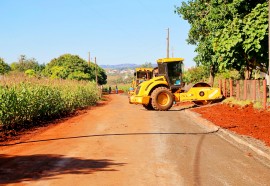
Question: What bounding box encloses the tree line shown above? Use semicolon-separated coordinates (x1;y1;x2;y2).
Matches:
175;0;268;84
0;54;107;85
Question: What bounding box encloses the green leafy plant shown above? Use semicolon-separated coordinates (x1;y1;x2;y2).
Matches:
0;75;99;130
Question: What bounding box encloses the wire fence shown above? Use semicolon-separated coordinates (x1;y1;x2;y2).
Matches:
219;79;269;109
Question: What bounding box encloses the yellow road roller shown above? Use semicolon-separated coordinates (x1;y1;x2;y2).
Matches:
129;58;223;111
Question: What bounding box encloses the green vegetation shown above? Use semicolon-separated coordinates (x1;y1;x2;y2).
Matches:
2;54;107;85
0;53;107;131
183;66;209;84
107;74;133;85
140;62;153;68
0;75;99;130
10;55;45;74
44;54;107;84
176;1;268;83
115;84;130;93
102;84;130;93
223;97;252;107
253;102;264;110
0;58;11;75
222;97;265;109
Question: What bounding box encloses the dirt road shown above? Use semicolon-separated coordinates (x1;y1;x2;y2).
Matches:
0;94;269;186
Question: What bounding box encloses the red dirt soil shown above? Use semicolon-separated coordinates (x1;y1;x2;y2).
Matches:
191;104;270;147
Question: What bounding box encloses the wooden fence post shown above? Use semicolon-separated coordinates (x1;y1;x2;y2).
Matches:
230;79;233;97
219;79;222;94
244;80;247;100
253;80;256;101
223;79;227;97
236;81;240;100
263;79;267;109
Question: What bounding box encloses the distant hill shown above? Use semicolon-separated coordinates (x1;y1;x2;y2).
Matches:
100;63;157;69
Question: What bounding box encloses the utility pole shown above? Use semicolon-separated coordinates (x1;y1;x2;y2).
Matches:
166;28;170;58
88;52;90;66
95;57;98;86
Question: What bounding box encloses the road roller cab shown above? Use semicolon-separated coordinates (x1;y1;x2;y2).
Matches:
130;58;223;111
156;58;184;91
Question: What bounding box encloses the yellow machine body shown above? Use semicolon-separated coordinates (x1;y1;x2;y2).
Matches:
130;78;222;105
130;58;223;110
128;67;154;97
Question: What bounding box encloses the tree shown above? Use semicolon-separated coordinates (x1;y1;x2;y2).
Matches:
96;65;107;85
175;0;267;81
175;0;222;85
140;62;153;68
0;58;11;75
213;2;268;79
183;66;209;84
44;54;107;84
11;55;42;72
44;54;91;80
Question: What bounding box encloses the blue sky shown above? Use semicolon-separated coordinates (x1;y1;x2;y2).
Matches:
0;0;197;67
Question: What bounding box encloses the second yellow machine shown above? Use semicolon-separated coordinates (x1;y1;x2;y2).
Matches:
129;58;223;111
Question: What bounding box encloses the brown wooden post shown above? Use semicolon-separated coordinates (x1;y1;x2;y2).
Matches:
253;80;256;101
263;79;267;109
219;79;222;93
223;79;227;97
230;79;233;97
244;80;247;100
236;81;240;100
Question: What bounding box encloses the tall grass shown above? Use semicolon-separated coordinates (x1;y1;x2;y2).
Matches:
0;75;99;130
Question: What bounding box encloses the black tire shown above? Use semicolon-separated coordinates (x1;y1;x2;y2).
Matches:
143;102;154;110
151;87;173;111
193;82;211;87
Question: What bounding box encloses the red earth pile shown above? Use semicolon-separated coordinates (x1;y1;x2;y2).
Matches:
191;104;270;147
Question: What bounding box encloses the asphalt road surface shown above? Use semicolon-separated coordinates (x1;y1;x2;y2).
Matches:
0;94;269;186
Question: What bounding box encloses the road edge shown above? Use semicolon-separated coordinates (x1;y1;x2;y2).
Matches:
184;109;270;168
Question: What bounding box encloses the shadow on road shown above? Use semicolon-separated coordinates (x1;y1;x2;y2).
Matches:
139;105;198;112
1;130;219;147
0;154;125;184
